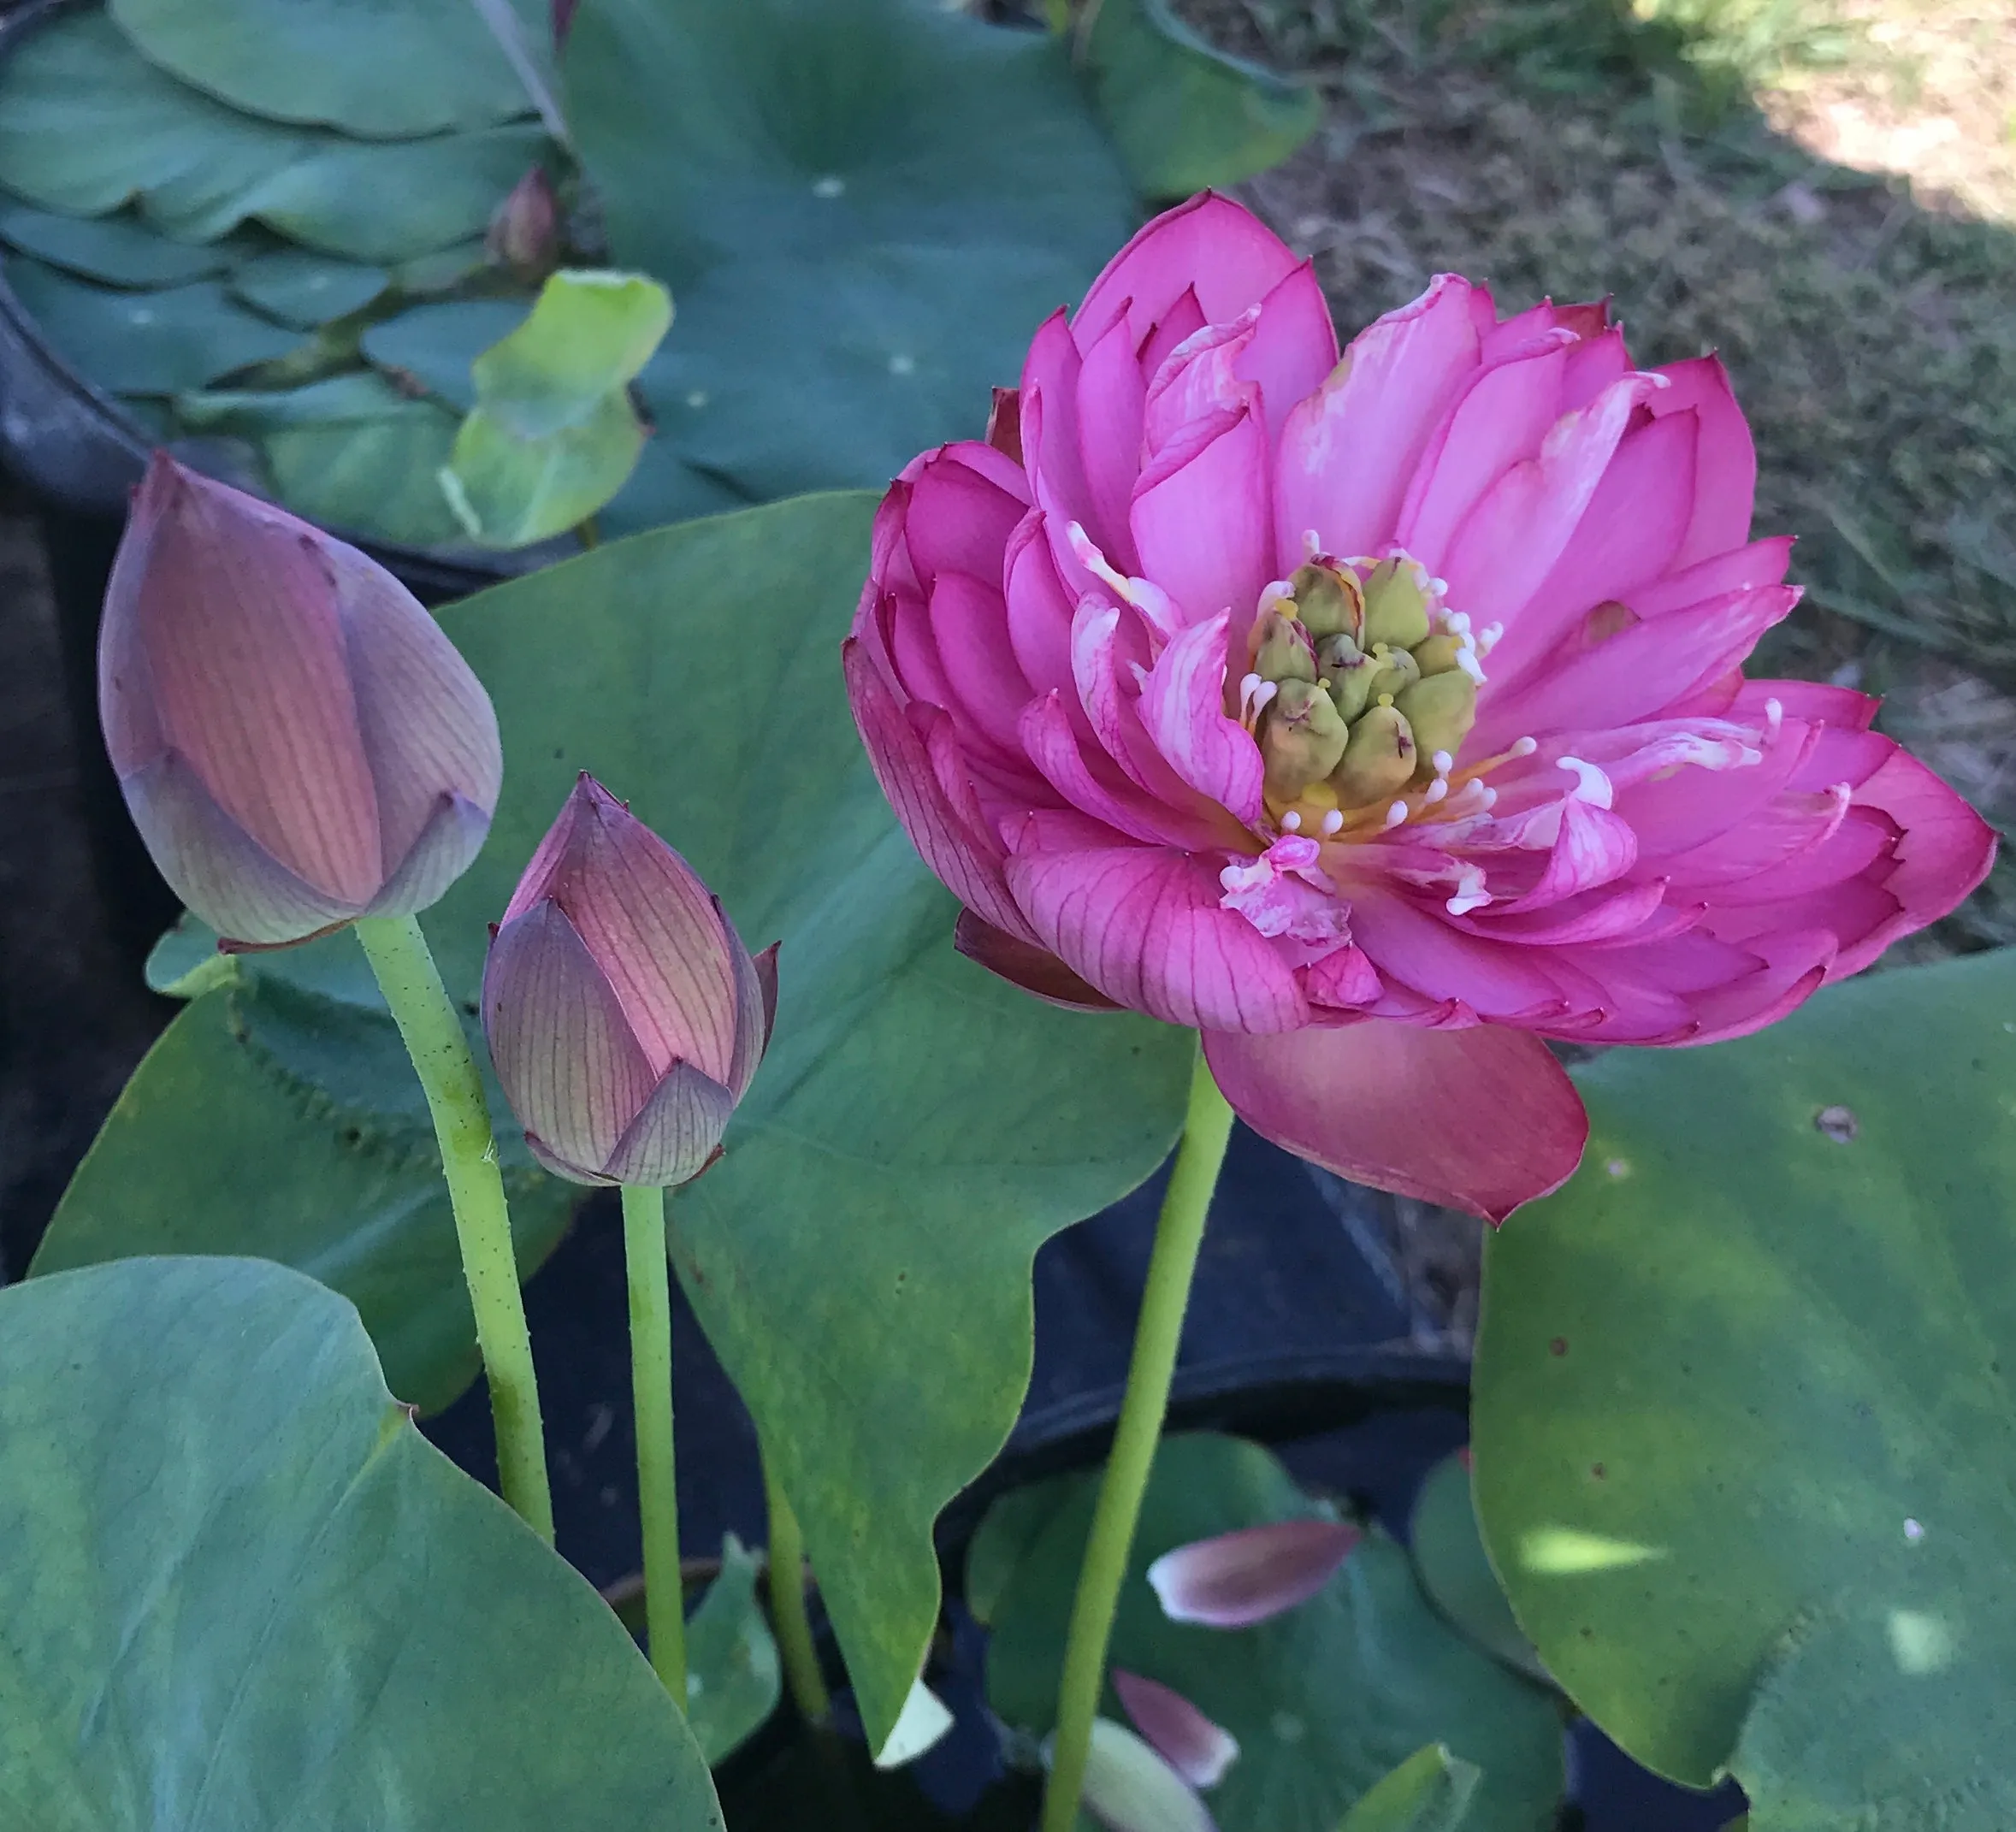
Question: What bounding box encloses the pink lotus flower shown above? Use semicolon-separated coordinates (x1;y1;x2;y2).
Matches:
100;452;501;949
844;193;1994;1220
483;774;777;1185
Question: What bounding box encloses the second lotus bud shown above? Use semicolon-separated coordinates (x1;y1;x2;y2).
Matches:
482;774;777;1187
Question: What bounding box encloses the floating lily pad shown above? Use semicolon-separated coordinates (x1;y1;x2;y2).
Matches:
228;248;387;326
0;197;248;285
177;373;468;547
1410;1452;1551;1687
684;1535;783;1764
1340;1746;1483;1832
6;253;300;393
109;0;553;138
362;297;532;408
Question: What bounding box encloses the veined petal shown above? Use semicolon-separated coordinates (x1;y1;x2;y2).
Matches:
1144;309;1258;456
953;909;1120;1010
1147;1518;1362;1628
1650;355;1755;567
1131;405;1271;631
1234;260;1338;446
1006;842;1308;1031
902;442;1031;587
726;937;779;1100
361;790;493;921
1077;307;1149;575
1136;612;1265;822
1273;272;1482;567
1020;691;1194;847
1110;1672;1240;1789
1203;1020;1588;1220
1074;191;1301;352
928;570;1036;755
1628;535;1794;617
603;1060;736;1187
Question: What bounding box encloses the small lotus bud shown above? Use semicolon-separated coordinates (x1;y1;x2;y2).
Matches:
482;775;777;1187
1360;558;1432;651
1252;607;1316;685
1288;560;1363;642
487;168;560;281
1261;679;1350;798
1329;704;1416;808
98;452;501;948
1410;632;1467;677
1363;644;1422;708
1395;670;1478;765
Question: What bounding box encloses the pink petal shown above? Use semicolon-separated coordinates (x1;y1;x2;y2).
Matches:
1020;691;1193;847
1651;355;1755;566
1131;405;1271;629
1234;261;1339;446
1138;286;1209;376
929;570;1036;754
604;1059;736;1186
842;638;1035;943
1110;1672;1240;1789
1074;192;1302;352
953;908;1119;1010
1303;942;1383;1008
1005;843;1309;1031
483;900;655;1185
1144;310;1258;456
1734;677;1876;730
1628;535;1794;617
1003;511;1081;702
1480;410;1695;694
1146;1518;1362;1628
120;748;361;944
725;937;777;1100
1273;272;1482;568
1394;338;1570;573
1559;323;1630;409
1203;1020;1588;1220
1493;797;1640;913
1346;889;1594;1025
1437;372;1658;643
1076;307;1149;574
1135;612;1264;821
362;791;494;922
902;443;1031;587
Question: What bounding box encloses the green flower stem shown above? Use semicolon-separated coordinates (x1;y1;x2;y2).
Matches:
621;1182;686;1703
1039;1043;1235;1832
353;914;554;1543
763;1451;832;1726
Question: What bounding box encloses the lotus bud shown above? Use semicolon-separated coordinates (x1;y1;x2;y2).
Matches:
482;774;777;1187
1287;559;1363;642
1261;680;1349;799
1146;1519;1363;1628
486;168;560;282
1359;558;1432;651
1410;631;1467;677
1394;670;1478;765
1329;704;1416;808
1251;607;1316;685
1363;643;1422;708
97;452;502;949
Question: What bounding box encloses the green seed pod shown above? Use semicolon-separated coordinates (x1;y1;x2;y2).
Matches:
1360;558;1432;651
1410;631;1467;677
1329;704;1417;808
1252;607;1317;684
1394;669;1478;764
1321;639;1380;722
1363;644;1422;707
1262;679;1351;798
1289;561;1364;642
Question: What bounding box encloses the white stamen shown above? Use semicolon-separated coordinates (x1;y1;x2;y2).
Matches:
1479;785;1498;808
1476;621;1504;655
1281;810;1303;831
1383;801;1410;830
1765;696;1784;742
1320;809;1345;836
1445;866;1493;916
1432;750;1454;777
1511;736;1539;758
1257;579;1298;617
1456;647;1487;685
1067;522;1135;603
1428;577;1450;598
1558;755;1616;807
1303;528;1323;559
1422;778;1449;805
1445;611;1472;635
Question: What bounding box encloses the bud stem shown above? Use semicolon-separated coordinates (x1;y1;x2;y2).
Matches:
353;915;555;1543
620;1181;687;1704
763;1450;833;1726
1039;1043;1236;1832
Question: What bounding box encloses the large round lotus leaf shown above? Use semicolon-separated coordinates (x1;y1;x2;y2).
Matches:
228;248;387;326
86;495;1192;1752
109;0;552;138
642;240;1091;501
33;973;575;1415
1410;1452;1550;1686
0;198;251;286
1077;0;1321;199
361;297;533;409
1472;948;2016;1823
982;1434;1564;1832
6;254;300;393
562;0;1138;289
0;1256;719;1829
176;373;470;547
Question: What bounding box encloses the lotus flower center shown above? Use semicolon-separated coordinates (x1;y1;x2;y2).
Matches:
1234;543;1504;842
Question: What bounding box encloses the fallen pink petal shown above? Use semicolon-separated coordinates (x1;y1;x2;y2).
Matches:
1110;1669;1241;1788
1146;1516;1363;1628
